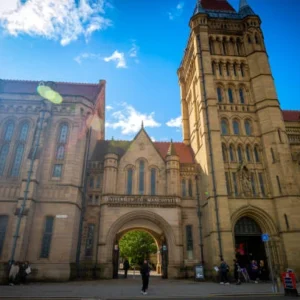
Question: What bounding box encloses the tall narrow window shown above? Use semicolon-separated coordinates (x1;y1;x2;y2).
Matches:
226;63;230;76
251;173;257;196
219;63;223;76
239;89;245;104
237;146;243;162
222;144;228;162
85;224;95;257
245;120;252;136
255;34;259;44
232;172;238;196
209;39;214;54
258;173;265;196
139;161;145;195
221;119;229;135
188;179;193;197
53;123;69;178
186;225;194;259
233;120;240;135
0;144;9;176
127;168;133;195
228;88;234;103
96;176;101;188
217;87;223;102
246;145;252;162
225;172;231;195
254;146;260;162
233;64;237;76
0;122;15;176
271;148;276;163
4;122;15;141
229;144;235;162
181;179;186;197
40;216;54;258
248;35;252;44
240;64;245;77
89;177;94;188
0;215;8;256
150;168;156;196
222;41;226;55
237;40;241;55
276;176;282;194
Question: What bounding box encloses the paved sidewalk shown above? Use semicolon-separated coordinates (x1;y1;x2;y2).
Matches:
0;278;292;299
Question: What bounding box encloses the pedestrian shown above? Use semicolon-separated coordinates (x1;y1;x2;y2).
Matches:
219;259;230;285
250;260;259;283
258;260;267;281
8;261;20;286
233;259;241;285
140;259;151;295
20;261;31;284
123;258;130;279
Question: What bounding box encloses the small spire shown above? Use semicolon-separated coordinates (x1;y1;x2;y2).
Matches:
141;120;144;128
239;0;248;9
167;139;178;156
239;0;255;16
193;0;205;15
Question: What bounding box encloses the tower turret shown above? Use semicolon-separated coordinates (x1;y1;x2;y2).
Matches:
166;140;180;196
103;152;118;194
239;0;256;17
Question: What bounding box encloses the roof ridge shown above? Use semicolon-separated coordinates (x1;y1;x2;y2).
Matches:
0;78;101;86
282;109;300;112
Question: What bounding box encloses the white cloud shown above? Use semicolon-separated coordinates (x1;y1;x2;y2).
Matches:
0;0;112;46
166;116;181;127
106;102;161;135
74;52;102;64
168;2;184;20
106;105;113;111
104;50;127;68
129;42;138;58
150;136;156;142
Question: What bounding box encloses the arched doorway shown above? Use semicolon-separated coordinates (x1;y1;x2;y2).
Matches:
234;216;268;278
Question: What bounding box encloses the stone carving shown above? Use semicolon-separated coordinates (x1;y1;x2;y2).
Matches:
237;162;252;196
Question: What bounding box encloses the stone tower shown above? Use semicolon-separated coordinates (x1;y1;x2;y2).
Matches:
178;0;300;274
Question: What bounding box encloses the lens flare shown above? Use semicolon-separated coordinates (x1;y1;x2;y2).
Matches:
37;85;63;104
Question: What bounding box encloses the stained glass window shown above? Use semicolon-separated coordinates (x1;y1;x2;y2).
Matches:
233;120;240;135
53;164;62;178
19;123;29;141
127;169;133;195
59;124;69;143
221;119;228;135
4;122;14;141
56;145;65;160
40;216;54;258
11;144;24;177
228;88;234;103
235;217;261;236
245;120;252;136
0;144;9;176
139;161;145;195
150;168;156;196
85;224;95;257
0;215;8;256
239;89;245;104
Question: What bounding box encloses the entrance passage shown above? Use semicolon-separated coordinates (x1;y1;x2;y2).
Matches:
234;217;269;280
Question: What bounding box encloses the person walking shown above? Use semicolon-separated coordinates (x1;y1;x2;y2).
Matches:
20;261;31;284
140;259;151;295
123;258;130;279
250;260;259;283
8;261;20;286
219;259;230;285
233;259;241;285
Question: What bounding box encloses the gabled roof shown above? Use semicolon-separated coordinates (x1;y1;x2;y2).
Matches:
200;0;236;12
90;140;195;164
0;79;104;103
282;110;300;122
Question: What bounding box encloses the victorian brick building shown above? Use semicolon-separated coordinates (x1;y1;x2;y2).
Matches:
0;0;300;282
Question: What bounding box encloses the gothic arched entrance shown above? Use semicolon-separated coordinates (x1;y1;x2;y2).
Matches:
234;216;269;278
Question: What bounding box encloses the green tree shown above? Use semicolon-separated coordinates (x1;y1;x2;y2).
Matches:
119;230;157;266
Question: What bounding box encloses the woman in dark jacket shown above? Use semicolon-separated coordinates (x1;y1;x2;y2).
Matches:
140;259;151;295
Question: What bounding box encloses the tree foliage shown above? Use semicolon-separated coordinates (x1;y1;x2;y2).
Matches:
119;230;157;266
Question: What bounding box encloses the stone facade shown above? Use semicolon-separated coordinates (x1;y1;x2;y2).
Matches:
0;0;299;283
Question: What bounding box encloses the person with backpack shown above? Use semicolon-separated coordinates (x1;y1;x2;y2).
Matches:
219;259;230;285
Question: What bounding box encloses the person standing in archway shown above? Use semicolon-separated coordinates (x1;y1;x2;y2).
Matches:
140;259;151;295
123;258;130;279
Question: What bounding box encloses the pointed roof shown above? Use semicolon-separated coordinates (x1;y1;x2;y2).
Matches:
200;0;235;12
282;110;300;122
167;139;178;156
239;0;256;17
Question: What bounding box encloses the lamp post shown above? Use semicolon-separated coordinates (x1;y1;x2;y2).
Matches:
9;104;47;265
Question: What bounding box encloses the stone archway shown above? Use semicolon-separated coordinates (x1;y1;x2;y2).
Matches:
100;210;181;279
231;205;285;274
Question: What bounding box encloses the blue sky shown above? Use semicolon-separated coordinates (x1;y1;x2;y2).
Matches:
0;0;299;142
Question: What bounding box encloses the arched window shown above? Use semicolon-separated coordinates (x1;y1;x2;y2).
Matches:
228;88;234;103
181;179;186;197
150;168;156;195
217;87;223;102
0;121;15;176
233;120;240;135
233;63;237;76
139;161;145;195
10;122;29;177
246;145;252;162
254;146;260;162
4;121;15;141
235;217;261;235
219;63;223;76
239;89;245;104
0;215;9;256
244;120;252;136
240;64;245;77
222;144;228;162
226;63;230;76
188;179;193;197
127;168;133;194
221;119;229;135
0;144;9;176
237;146;243;162
52;123;69;178
229;144;235;162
